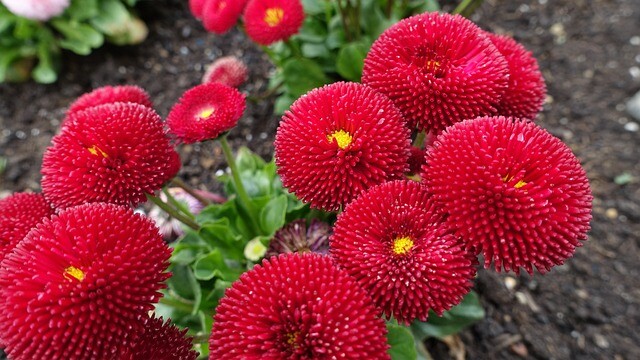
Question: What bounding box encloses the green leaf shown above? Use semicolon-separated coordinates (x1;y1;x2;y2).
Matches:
52;20;104;55
199;219;245;260
336;42;369;81
235;146;266;172
411;291;485;340
167;265;201;313
259;195;288;235
66;0;99;21
301;0;325;15
282;57;330;98
274;94;295;115
297;17;327;43
301;42;330;58
408;0;441;12
90;0;129;35
387;323;418;360
193;249;240;281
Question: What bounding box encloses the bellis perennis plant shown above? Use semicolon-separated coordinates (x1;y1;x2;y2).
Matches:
1;5;592;360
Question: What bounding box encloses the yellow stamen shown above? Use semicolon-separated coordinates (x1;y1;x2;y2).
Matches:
286;331;299;346
327;130;353;149
503;174;527;189
392;236;414;256
264;7;284;27
198;107;215;119
64;266;85;282
87;145;108;158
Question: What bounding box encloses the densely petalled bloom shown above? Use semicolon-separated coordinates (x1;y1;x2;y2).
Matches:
275;82;411;211
0;193;54;262
422;116;592;274
124;316;198;360
42;103;181;208
202;56;249;88
487;33;547;119
362;12;509;133
210;253;390;359
166;82;246;143
65;85;153;123
1;0;69;21
243;0;304;45
188;0;207;19
202;0;247;34
331;180;477;324
0;203;171;359
265;219;331;258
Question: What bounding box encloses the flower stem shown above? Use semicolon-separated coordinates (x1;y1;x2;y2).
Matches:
413;131;426;148
159;296;194;314
284;39;302;58
162;187;195;219
219;136;257;218
171;177;212;206
453;0;484;17
146;193;200;231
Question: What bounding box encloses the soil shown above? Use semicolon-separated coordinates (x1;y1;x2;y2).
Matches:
1;0;638;359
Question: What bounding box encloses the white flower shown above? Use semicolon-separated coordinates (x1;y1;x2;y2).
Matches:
2;0;70;21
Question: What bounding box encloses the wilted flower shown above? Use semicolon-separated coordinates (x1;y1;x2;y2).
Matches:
210;253;390;359
331;180;477;324
265;219;331;258
202;56;249;88
0;203;171;359
243;0;304;45
42;103;180;209
65;85;153;123
0;193;54;262
202;0;248;34
166;82;246;143
275;82;410;211
125;316;198;360
362;12;509;133
1;0;69;21
422;116;593;274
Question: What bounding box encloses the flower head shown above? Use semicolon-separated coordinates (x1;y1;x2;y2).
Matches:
65;85;153;123
0;193;54;262
210;253;390;359
1;0;69;21
202;0;248;34
487;33;547;119
243;0;304;45
331;180;477;324
166;83;246;143
275;82;411;211
265;219;331;258
188;0;207;19
422;116;592;274
126;316;198;360
362;12;509;133
202;56;249;88
42;103;180;209
0;203;171;359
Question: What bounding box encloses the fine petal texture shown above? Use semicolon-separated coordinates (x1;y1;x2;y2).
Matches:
265;219;331;257
487;33;547;119
422;116;593;274
126;316;198;360
210;253;390;359
243;0;304;45
42;103;180;209
202;56;249;88
0;193;55;262
331;180;477;324
202;0;247;34
65;85;153;123
1;0;69;21
166;82;246;144
275;82;411;211
362;12;509;133
0;203;171;359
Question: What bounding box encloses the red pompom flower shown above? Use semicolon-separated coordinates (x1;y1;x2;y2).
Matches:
202;56;249;88
0;203;171;359
65;85;152;123
243;0;304;45
487;33;547;119
210;253;390;359
42;103;181;209
125;316;198;360
422;116;592;274
166;82;246;144
362;12;509;133
0;193;54;262
331;180;477;324
275;82;411;211
202;0;247;34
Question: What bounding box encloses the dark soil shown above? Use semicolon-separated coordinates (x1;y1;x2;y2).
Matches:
1;0;638;359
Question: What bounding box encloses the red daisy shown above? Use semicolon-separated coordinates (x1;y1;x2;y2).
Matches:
65;85;152;124
422;116;593;274
243;0;304;45
124;316;198;360
210;253;390;359
487;33;547;119
202;0;247;34
331;180;477;324
188;0;207;19
166;82;246;144
362;12;509;133
0;203;171;359
0;193;55;262
202;56;249;88
274;82;411;211
42;103;181;209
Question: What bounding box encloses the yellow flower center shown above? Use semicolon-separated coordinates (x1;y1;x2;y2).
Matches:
327;130;353;149
198;107;215;119
87;145;108;158
392;236;414;256
503;174;527;189
264;7;284;27
286;331;299;346
64;266;85;282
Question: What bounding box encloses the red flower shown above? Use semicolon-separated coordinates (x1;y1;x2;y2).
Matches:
202;0;247;34
0;203;171;359
422;116;593;274
188;0;207;19
210;253;390;359
166;83;246;144
243;0;304;45
125;316;198;360
487;33;547;119
0;193;54;262
331;180;477;324
202;56;249;88
275;82;411;211
407;146;427;177
65;85;152;124
362;12;509;133
42;103;180;209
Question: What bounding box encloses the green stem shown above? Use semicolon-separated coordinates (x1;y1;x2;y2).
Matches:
171;178;212;206
146;193;200;231
453;0;484;17
336;0;353;41
260;45;281;67
413;131;426;148
284;39;302;58
386;0;394;18
219;136;257;217
163;187;195;219
159;296;194;314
